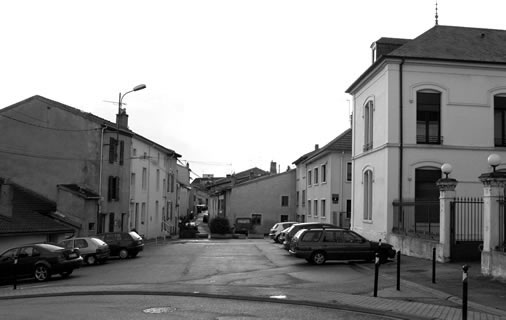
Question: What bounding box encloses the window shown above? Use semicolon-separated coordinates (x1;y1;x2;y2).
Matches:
321;164;327;183
252;214;262;225
280;215;288;222
75;239;88;248
302;231;322;242
133;148;137;157
131;173;136;188
281;195;289;207
307;170;312;186
308;200;312;215
314;168;319;184
347;162;352;181
119;141;125;165
302;190;306;207
108;176;120;201
142;168;147;190
141;203;146;224
364;100;374;151
314;199;318;217
363;170;373;220
494;95;506;146
156;169;160;192
346;200;352;219
321;199;326;217
417;91;441;144
108;213;115;232
296;191;299;207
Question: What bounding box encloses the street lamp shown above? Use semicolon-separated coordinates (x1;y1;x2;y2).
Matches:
488;154;501;173
118;84;146;115
441;163;453;179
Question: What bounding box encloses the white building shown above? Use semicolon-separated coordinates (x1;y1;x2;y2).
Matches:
346;25;506;258
129;134;180;239
293;129;352;227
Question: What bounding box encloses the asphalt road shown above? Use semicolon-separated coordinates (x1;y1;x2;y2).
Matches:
0;238;424;319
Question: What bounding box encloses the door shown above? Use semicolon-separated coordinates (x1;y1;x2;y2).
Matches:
0;248;18;280
341;230;371;260
17;247;39;277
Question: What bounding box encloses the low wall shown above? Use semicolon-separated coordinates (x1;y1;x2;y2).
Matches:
481;251;506;280
388;233;444;262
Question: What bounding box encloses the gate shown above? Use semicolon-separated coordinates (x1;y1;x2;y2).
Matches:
450;197;483;261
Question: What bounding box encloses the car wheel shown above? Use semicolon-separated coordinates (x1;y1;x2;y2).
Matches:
86;255;97;265
311;251;326;265
34;264;50;282
119;249;129;259
60;270;73;278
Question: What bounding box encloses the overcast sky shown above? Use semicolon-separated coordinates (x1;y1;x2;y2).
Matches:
2;0;505;179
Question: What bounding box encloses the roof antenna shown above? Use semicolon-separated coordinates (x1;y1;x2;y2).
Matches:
435;1;439;25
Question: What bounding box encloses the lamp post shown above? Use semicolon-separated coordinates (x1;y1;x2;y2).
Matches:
488;154;501;173
118;84;146;116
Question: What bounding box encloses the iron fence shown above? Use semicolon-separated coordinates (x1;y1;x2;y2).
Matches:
499;198;506;251
392;201;440;240
451;197;483;241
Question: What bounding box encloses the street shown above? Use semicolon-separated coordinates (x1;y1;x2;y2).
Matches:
0;238;404;319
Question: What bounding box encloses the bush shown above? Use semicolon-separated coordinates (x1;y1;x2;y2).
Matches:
209;216;232;234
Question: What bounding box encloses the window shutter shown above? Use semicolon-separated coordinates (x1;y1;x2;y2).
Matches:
107;176;113;201
115;176;120;200
109;138;115;163
119;141;124;165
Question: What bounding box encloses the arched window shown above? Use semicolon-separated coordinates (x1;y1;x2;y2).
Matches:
364;101;374;151
417;91;441;144
494;94;506;146
363;170;373;220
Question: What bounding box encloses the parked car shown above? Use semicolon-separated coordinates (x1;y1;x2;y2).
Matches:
282;222;340;250
269;222;297;243
58;237;110;265
97;231;144;259
289;228;396;265
0;243;83;282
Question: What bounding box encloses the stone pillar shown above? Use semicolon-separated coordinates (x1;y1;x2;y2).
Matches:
479;172;506;270
436;178;458;262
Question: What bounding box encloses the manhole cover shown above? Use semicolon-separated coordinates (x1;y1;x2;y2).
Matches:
143;307;177;314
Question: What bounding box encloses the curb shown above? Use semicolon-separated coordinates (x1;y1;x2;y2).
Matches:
0;289;429;320
355;263;506;318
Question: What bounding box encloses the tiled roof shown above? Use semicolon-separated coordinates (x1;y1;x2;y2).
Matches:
347;25;506;93
293;128;352;165
389;25;506;63
58;184;100;200
0;180;74;235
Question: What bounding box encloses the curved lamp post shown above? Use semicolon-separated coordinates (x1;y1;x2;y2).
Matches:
119;84;146;115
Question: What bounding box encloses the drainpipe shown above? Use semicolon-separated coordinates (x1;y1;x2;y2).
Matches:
97;125;107;234
399;59;405;218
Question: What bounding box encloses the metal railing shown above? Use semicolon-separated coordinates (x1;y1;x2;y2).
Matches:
451;197;483;242
392;201;440;240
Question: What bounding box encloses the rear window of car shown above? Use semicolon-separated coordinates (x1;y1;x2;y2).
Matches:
301;231;322;242
90;238;107;246
37;243;64;251
129;231;142;240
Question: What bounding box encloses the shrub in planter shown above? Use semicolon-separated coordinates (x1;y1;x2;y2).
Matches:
209;216;232;234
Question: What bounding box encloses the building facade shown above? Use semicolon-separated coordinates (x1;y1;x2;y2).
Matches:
294;129;352;227
129;135;180;239
346;25;506;257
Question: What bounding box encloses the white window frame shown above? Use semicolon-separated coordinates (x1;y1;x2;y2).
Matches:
363;170;373;221
364;100;374;151
321;164;327;183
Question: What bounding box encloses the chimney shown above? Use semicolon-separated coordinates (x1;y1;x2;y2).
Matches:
270;161;277;174
0;182;13;218
371;38;410;63
315;144;319;150
116;108;129;129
